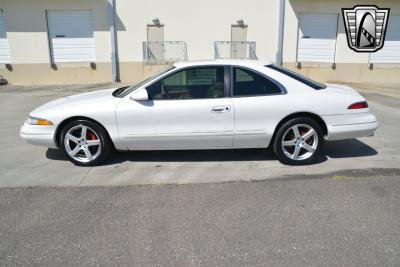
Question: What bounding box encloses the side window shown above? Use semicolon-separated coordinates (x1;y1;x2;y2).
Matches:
146;67;225;100
233;67;282;96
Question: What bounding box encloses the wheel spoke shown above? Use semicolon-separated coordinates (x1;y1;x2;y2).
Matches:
281;123;319;161
282;140;296;147
292;126;301;139
69;146;81;156
303;143;315;153
83;147;93;161
66;133;79;144
64;124;102;163
86;140;100;147
302;129;315;141
80;126;87;140
293;146;301;159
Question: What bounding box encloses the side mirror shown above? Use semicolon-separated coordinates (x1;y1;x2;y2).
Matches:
129;88;149;101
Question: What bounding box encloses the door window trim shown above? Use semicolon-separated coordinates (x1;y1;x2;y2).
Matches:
144;65;230;101
224;66;231;98
230;65;287;98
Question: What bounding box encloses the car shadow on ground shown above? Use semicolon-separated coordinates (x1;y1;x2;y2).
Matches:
46;139;377;166
324;139;378;158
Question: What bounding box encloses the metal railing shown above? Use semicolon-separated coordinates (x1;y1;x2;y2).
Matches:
143;41;188;63
214;41;257;60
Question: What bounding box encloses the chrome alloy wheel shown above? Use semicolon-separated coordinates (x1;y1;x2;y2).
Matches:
281;124;318;161
63;125;102;163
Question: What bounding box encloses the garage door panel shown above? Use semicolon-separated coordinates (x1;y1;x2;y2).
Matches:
370;16;400;63
53;52;95;59
52;38;95;45
47;11;95;63
52;49;96;56
298;40;336;50
299;26;337;39
298;48;337;54
298;52;336;58
0;15;11;64
52;45;95;51
297;55;334;61
297;13;338;63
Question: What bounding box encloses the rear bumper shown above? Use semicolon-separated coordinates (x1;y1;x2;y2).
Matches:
20;122;58;149
323;112;378;141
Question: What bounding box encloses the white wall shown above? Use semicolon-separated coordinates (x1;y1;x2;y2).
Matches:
116;0;280;62
2;0;400;66
0;0;111;64
2;0;400;84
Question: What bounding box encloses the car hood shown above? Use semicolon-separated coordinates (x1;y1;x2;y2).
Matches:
31;88;117;115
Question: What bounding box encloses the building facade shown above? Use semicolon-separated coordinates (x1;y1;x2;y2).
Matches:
0;0;399;85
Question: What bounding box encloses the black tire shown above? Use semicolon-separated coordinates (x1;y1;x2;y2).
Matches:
60;120;112;166
273;117;323;165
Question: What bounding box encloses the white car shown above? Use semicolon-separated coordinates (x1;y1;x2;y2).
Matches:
20;60;378;166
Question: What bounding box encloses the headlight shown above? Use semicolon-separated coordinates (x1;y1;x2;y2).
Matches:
27;116;53;125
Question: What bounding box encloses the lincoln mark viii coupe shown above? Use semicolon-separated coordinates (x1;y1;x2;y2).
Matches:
20;60;378;166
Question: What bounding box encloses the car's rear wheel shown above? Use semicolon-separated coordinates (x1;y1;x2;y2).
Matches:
273;117;323;165
60;120;111;166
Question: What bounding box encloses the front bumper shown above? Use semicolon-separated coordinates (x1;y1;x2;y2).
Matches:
20;122;58;149
323;112;378;141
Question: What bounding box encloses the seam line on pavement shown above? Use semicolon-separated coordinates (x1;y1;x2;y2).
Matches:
78;168;92;186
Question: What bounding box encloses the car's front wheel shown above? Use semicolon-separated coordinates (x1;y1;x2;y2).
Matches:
273;117;323;165
60;120;112;166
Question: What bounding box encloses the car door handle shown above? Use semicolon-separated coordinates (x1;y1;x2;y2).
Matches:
211;105;231;112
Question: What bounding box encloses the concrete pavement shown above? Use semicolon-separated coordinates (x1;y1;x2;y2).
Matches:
0;84;399;187
347;82;400;99
1;83;400;266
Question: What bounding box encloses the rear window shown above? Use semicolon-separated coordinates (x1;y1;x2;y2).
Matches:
266;64;326;90
233;67;282;96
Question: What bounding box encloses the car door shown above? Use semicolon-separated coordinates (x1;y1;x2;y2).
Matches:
230;66;286;148
116;66;234;150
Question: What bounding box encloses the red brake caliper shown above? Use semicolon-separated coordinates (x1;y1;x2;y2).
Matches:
87;131;97;140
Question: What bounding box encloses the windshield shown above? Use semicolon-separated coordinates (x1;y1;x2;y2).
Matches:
266;64;326;90
117;66;175;97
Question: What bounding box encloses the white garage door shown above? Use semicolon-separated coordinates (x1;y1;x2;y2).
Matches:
0;15;11;64
370;16;400;63
47;11;96;63
297;13;338;63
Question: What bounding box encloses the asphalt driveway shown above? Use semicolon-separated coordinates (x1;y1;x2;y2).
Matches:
1;172;400;266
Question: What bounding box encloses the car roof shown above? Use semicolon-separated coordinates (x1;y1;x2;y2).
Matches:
173;59;272;68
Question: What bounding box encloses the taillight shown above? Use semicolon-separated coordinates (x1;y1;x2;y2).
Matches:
348;101;368;109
